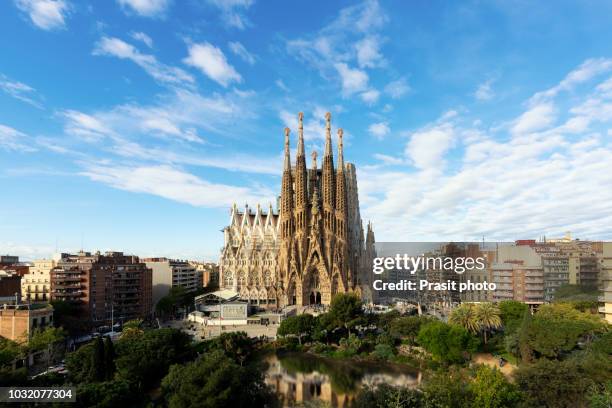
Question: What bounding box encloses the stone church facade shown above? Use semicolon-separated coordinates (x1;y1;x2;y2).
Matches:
219;112;375;309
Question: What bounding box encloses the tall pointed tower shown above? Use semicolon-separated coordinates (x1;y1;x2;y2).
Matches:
321;112;336;273
294;113;309;272
335;128;350;291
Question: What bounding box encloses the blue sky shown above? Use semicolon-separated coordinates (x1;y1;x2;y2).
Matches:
2;0;612;261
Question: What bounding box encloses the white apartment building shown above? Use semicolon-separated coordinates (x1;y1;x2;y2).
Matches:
21;256;62;302
143;258;202;308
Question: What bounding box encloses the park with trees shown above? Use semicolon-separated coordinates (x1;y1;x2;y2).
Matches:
0;290;610;407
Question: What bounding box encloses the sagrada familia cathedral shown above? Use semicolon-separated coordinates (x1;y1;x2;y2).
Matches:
219;112;376;309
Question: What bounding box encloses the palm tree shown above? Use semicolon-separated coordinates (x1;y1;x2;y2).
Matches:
474;302;502;344
449;304;481;334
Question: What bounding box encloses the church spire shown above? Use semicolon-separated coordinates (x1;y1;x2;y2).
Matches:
321;112;336;233
335;128;347;238
297;112;305;157
294;113;309;237
283;127;291;171
337;128;345;170
280;127;294;239
324;112;332;157
295;113;308;212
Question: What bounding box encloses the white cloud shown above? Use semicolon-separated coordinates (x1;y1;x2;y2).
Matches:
93;36;194;86
62;110;111;142
368;121;390;140
286;1;389;105
355;35;384;68
334;63;369;96
117;0;170;17
14;0;69;30
57;87;279;175
275;79;289;92
405;123;454;170
0;74;43;108
183;42;242;87
530;58;612;104
0;124;36;152
80;163;274;208
359;59;612;242
360;89;380;105
373;153;403;165
130;31;153;48
384;78;410;99
335;0;388;33
474;79;494;101
511;103;556;135
205;0;254;30
228;41;255;65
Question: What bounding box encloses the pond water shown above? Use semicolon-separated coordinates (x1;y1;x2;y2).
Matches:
263;352;421;407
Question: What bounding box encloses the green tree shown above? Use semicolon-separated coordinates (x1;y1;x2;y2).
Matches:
329;293;364;335
588;381;612;408
120;319;144;339
114;328;192;391
498;300;528;334
103;336;115;381
514;359;595;408
518;313;602;360
29;326;66;369
76;380;140;408
449;304;480;334
389;315;432;345
50;300;91;336
469;365;521;408
66;342;96;383
277;314;314;345
417;321;478;364
91;337;106;382
161;349;277;408
0;336;23;366
354;384;423;408
372;344;395;360
421;368;472;408
474;303;502;344
214;332;253;366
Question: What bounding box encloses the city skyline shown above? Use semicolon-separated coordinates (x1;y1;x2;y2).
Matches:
2;0;612;261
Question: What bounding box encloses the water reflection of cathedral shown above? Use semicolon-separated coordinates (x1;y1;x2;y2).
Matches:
219;112;376;309
264;354;421;408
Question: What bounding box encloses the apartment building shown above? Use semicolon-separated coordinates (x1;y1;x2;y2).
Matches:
50;251;152;326
0;303;54;342
599;242;612;323
492;243;545;305
0;255;29;276
143;258;201;308
191;262;220;288
21;257;59;302
0;271;22;304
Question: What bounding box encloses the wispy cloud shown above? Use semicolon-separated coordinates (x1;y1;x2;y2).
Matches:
183;42;241;87
117;0;170;18
80;163;274;208
384;78;410;99
0;74;44;108
205;0;254;30
474;78;495;101
368;121;390;140
228;41;256;65
93;36;194;86
0;124;36;152
14;0;70;30
286;0;388;105
130;31;153;48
